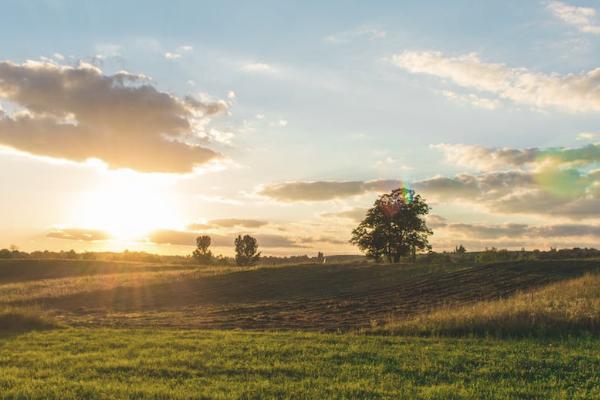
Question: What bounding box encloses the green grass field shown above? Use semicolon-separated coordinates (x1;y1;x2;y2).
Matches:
1;329;599;399
0;258;599;399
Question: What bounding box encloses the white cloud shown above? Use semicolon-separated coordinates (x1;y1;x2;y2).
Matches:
164;52;182;60
240;62;277;74
547;1;600;34
432;144;539;171
391;50;600;112
164;45;193;60
439;90;500;110
0;60;228;173
269;119;288;128
433;143;600;171
577;132;600;141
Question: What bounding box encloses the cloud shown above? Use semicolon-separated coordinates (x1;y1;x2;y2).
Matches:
271;119;288;127
259;179;403;202
373;156;413;170
47;228;111;241
188;219;269;230
322;207;368;222
547;1;600;34
148;230;302;248
490;190;600;219
438;221;600;239
163;45;193;60
259;144;599;219
438;90;500;110
432;144;539;171
577;132;600;141
0;61;227;173
240;63;277;74
426;214;448;229
415;168;600;219
413;172;535;201
433;143;600;171
297;236;348;245
391;50;600;112
443;223;529;239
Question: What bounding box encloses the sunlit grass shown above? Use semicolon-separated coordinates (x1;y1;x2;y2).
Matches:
0;328;598;399
373;273;600;337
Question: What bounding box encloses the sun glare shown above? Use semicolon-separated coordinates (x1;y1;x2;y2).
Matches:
71;173;183;241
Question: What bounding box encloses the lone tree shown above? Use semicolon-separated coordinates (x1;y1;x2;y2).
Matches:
193;235;213;264
234;234;261;266
455;244;466;255
350;188;432;263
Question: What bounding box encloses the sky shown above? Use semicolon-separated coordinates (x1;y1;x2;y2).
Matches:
0;0;599;255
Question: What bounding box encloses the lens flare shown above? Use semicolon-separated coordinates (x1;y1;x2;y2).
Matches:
379;186;414;217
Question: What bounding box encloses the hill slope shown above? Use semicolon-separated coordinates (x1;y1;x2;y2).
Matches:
1;258;597;331
372;272;599;337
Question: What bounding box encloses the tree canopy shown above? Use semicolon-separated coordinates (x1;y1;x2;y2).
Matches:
234;234;261;266
193;235;213;264
350;188;432;263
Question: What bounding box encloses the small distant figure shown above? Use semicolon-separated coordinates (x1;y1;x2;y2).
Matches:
316;251;326;264
455;244;466;255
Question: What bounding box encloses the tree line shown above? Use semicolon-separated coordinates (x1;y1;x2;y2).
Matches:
193;234;262;266
2;188;598;265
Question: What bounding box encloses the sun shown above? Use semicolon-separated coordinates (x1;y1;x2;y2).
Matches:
71;172;183;241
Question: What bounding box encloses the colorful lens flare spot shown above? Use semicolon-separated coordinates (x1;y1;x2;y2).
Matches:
379;188;414;217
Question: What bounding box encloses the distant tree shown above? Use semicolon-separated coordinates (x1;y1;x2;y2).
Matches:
64;249;77;259
350;188;432;263
316;252;325;264
234;234;261;266
193;235;213;264
455;244;466;255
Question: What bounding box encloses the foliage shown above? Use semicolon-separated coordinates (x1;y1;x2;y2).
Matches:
454;244;466;254
192;235;213;264
234;234;261;266
351;188;432;263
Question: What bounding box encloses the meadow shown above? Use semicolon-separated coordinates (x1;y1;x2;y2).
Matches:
1;329;599;399
0;257;599;399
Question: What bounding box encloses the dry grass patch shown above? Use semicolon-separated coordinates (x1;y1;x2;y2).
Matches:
373;273;600;337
